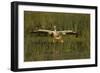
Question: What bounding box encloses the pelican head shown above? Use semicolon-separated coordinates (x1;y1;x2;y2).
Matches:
54;26;56;31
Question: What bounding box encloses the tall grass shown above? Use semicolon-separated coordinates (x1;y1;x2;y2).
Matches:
24;11;90;61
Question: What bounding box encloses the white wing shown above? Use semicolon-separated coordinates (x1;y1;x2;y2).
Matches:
32;29;53;35
58;30;78;35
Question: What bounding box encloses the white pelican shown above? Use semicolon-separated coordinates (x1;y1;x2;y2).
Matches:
31;26;78;43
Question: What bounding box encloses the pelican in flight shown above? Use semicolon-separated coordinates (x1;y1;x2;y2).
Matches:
31;26;78;43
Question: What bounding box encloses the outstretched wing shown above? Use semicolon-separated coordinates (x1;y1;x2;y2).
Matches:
31;29;53;36
58;30;78;37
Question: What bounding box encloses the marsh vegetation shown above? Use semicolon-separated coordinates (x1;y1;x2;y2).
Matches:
24;11;90;61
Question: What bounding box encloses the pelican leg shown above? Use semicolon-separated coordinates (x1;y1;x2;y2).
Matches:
60;39;64;43
58;36;64;43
